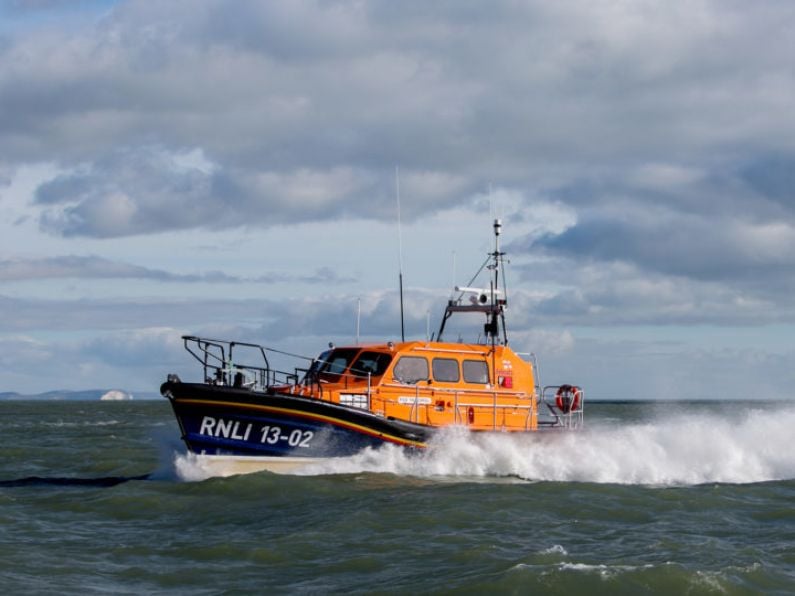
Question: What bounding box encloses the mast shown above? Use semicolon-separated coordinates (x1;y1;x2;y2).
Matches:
436;218;508;345
488;218;507;347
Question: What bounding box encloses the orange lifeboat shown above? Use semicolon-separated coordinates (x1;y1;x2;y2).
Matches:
161;219;585;473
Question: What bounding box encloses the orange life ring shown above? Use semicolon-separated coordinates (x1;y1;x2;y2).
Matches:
555;385;581;413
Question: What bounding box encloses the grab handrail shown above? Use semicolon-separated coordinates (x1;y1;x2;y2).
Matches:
182;335;306;390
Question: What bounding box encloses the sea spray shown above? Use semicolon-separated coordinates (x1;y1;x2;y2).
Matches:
295;405;795;484
173;452;245;481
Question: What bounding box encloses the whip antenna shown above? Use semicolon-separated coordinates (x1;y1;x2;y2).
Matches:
355;297;361;345
396;166;405;342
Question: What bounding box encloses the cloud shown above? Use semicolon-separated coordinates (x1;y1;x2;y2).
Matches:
34;147;218;237
532;205;795;281
741;154;795;207
0;294;266;333
506;152;795;313
0;254;355;284
537;335;795;400
0;327;189;393
0;0;791;237
31;145;473;236
83;327;185;368
517;260;789;327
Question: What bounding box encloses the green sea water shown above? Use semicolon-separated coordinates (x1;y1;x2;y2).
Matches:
1;400;793;594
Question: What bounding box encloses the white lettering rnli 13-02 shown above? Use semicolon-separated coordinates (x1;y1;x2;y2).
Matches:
197;416;314;448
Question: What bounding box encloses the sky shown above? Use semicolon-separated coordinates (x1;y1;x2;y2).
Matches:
1;0;794;399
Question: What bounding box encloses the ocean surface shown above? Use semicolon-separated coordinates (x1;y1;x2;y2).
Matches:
1;400;793;594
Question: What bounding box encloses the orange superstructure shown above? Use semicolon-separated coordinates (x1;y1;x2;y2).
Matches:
281;340;540;431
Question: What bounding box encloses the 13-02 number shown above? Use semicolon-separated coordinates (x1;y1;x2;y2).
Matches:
260;426;313;447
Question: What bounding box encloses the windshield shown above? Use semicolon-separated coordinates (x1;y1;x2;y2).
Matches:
303;349;331;381
317;348;360;380
349;351;393;377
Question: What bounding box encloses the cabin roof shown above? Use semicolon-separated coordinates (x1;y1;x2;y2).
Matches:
332;340;516;359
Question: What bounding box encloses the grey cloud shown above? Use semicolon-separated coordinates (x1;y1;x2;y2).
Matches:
32;146;473;236
536;335;795;401
193;1;373;60
507;152;795;297
527;202;795;283
0;329;189;394
0;255;167;280
507;254;795;328
0;288;443;340
35;147;215;237
1;1;792;227
0;255;355;284
741;155;795;207
83;328;185;369
0;294;265;333
257;290;437;342
5;0;80;12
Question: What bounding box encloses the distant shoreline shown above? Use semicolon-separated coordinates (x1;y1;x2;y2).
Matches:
0;390;160;401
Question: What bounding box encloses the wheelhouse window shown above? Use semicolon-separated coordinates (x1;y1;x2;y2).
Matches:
462;359;489;384
318;348;360;379
304;349;331;382
392;356;429;384
432;358;460;383
350;351;393;377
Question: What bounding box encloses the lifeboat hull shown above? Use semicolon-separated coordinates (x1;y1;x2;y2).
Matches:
161;381;432;468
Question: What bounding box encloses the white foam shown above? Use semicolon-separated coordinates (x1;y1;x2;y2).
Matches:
539;545;568;556
42;420;121;428
511;561;656;578
173;452;241;481
293;405;795;485
556;562;656;578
